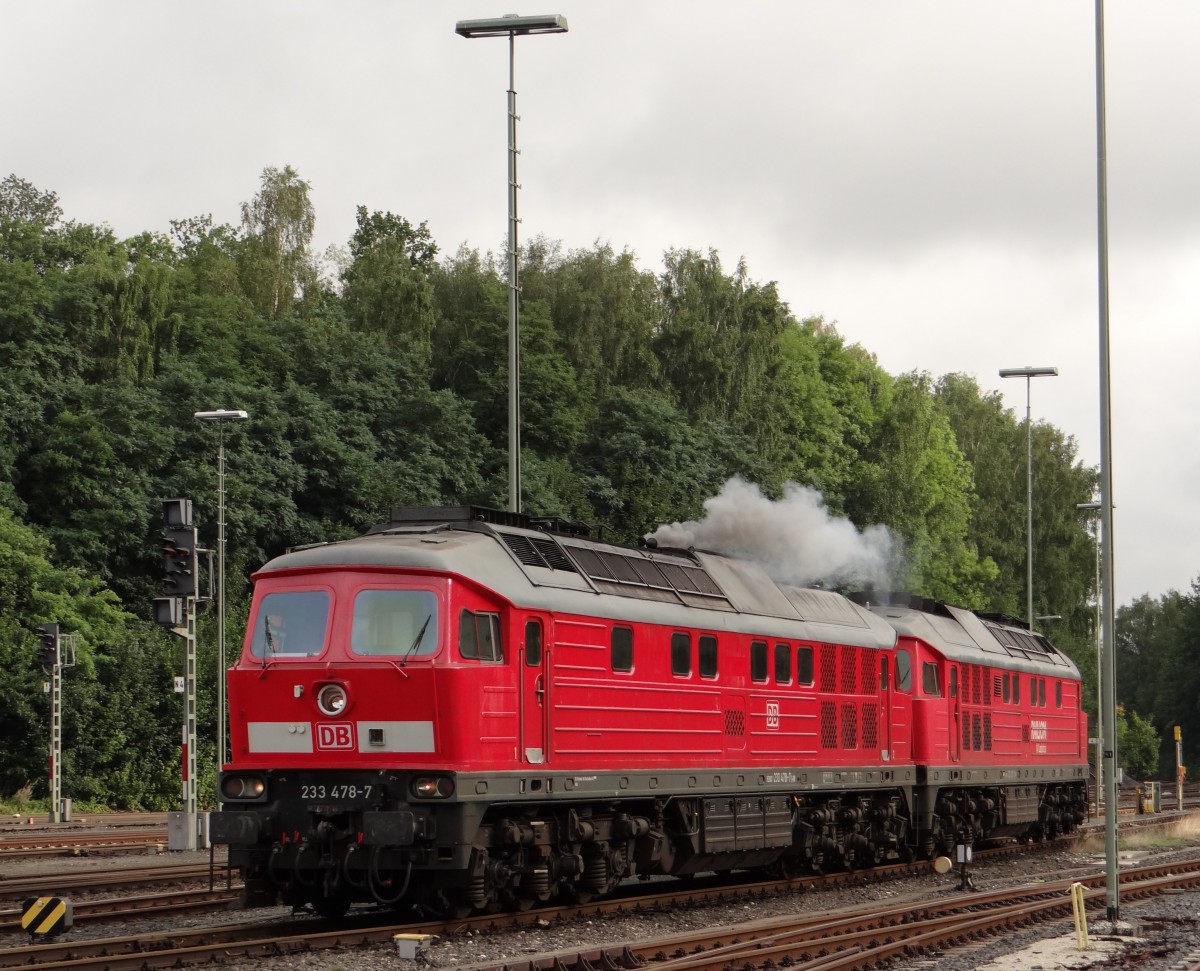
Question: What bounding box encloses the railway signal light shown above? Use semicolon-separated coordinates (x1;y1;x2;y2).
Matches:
161;499;196;598
163;527;197;596
152;597;184;628
35;624;59;670
163;498;193;528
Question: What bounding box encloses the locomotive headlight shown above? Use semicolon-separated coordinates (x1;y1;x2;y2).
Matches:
316;683;349;717
221;774;266;800
412;776;455;799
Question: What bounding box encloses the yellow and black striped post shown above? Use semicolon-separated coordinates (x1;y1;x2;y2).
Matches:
21;897;73;937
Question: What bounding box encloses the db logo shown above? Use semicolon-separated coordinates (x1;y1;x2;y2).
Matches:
316;723;355;750
766;702;780;730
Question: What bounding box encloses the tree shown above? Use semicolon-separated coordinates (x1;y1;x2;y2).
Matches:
0;174;63;228
519;239;659;401
848;371;996;605
0;506;179;805
1115;705;1161;781
654;249;789;425
340;207;438;356
238;165;318;319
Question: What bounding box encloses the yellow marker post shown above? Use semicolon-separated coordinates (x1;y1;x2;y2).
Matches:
1070;882;1089;951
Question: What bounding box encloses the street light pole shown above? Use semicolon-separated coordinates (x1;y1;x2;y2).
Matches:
1078;500;1102;807
194;409;248;771
456;13;568;513
1093;0;1120;922
999;366;1058;629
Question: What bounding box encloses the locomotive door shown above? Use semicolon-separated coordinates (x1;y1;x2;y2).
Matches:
949;664;961;762
879;654;892;761
520;618;549;764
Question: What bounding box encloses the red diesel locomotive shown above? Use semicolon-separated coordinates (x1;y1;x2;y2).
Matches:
209;506;1088;916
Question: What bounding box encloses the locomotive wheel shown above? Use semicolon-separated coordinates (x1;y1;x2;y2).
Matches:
770;856;803;880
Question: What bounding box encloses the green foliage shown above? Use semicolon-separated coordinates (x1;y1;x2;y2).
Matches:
1115;705;1161;781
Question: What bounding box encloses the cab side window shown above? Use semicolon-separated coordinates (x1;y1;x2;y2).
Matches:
459;609;502;662
895;649;912;692
922;661;941;697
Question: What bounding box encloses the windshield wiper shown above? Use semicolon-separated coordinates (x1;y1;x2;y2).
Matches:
400;614;432;669
261;613;276;670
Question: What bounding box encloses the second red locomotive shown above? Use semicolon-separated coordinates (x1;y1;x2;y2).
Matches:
210;506;1088;916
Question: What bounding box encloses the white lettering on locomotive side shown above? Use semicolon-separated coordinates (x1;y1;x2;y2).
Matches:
1030;719;1048;741
766;702;780;729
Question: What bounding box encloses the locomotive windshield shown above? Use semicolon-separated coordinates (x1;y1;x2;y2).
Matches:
250;590;331;657
350;589;439;657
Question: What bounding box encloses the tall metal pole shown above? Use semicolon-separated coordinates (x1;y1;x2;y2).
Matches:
506;29;520;513
182;594;198;850
195;408;246;773
1094;518;1103;802
1077;501;1103;807
49;644;62;824
1094;0;1120;922
1022;378;1033;628
455;14;567;514
216;428;227;768
1000;366;1057;627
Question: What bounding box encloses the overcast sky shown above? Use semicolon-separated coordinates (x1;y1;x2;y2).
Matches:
4;1;1197;607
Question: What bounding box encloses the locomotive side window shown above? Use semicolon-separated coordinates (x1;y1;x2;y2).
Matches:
1002;673;1011;703
251;590;331;657
525;620;542;666
949;666;957;698
880;654;889;689
796;645;814;685
350;589;438;657
459;609;502;662
921;661;940;697
774;642;791;684
1056;681;1063;708
698;635;718;679
895;649;912;692
612;626;633;672
750;640;767;682
671;632;691;676
1012;675;1020;704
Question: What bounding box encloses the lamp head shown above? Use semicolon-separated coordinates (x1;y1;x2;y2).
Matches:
195;409;248;422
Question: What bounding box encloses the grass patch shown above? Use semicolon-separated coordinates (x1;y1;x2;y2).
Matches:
1077;811;1200;853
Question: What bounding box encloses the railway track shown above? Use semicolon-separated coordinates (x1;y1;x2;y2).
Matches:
464;857;1200;971
0;862;234;904
0;887;239;934
0;813;1192;970
0;837;1126;971
0;830;168;859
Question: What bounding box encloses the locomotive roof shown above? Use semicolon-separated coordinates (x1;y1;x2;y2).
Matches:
258;506;897;650
853;593;1080;678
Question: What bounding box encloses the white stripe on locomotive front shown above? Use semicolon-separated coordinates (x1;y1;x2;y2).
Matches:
246;720;435;753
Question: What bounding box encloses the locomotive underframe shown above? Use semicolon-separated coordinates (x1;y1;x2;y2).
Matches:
212;762;1088;916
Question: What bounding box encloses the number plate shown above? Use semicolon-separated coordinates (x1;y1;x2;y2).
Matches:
295;777;376;805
